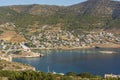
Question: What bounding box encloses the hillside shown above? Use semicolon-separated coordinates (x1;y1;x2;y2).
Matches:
69;0;120;16
0;23;26;42
0;59;35;71
0;0;120;48
0;0;119;33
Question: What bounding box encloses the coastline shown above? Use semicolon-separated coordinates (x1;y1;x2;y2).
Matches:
28;44;120;51
1;42;120;62
5;44;119;73
0;59;36;71
94;43;120;49
11;51;44;58
12;48;120;76
29;46;92;50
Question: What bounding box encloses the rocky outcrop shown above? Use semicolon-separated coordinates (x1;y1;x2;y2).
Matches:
69;0;120;17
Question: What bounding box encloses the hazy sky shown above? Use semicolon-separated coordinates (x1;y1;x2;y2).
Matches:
0;0;120;6
0;0;86;6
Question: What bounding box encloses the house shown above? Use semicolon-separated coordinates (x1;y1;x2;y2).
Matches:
104;74;120;78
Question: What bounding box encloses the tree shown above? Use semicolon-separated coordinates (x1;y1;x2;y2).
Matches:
66;72;77;76
78;72;94;78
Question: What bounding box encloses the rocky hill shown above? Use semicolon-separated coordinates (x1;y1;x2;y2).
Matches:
0;0;119;42
0;0;119;33
9;4;64;16
8;0;120;17
69;0;120;17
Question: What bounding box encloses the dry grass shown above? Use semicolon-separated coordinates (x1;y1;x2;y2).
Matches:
0;60;35;71
95;42;120;48
0;31;26;42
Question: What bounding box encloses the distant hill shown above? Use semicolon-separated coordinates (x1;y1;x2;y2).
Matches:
0;0;120;35
69;0;120;17
9;4;64;16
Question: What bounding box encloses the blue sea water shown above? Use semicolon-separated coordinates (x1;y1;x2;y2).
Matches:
13;48;120;76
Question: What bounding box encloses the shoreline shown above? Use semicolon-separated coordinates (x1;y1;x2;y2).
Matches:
10;51;44;58
29;46;92;50
27;42;120;50
2;43;120;61
28;46;120;51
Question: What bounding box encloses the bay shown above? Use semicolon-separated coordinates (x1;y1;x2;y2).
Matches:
13;48;120;76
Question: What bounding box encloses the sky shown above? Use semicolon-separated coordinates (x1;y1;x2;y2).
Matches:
0;0;120;6
0;0;87;6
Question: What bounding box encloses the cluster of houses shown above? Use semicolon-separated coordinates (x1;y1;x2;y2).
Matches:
0;30;120;54
0;40;24;53
0;22;16;30
0;39;44;60
0;40;29;61
0;22;120;51
30;30;81;48
78;31;120;45
28;30;120;49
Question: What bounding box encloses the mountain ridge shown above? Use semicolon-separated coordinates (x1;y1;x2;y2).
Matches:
6;0;119;17
0;0;120;33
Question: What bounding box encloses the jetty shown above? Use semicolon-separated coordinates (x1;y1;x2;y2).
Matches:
11;51;44;58
99;51;117;54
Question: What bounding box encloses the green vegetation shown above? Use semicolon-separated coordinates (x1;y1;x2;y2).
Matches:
0;71;96;80
0;11;110;31
107;19;120;29
0;70;120;80
13;51;21;54
0;0;119;37
78;72;94;78
24;42;36;47
66;72;77;76
0;30;3;34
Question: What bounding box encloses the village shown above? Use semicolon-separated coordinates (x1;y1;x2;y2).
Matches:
0;30;120;51
27;30;120;49
0;29;120;61
0;23;120;62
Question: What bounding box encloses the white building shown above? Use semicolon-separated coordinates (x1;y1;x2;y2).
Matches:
20;43;31;52
105;74;120;78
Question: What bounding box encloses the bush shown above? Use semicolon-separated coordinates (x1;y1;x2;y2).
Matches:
66;72;77;76
0;30;3;34
78;72;94;78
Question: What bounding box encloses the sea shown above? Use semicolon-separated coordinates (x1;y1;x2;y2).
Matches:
13;48;120;76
